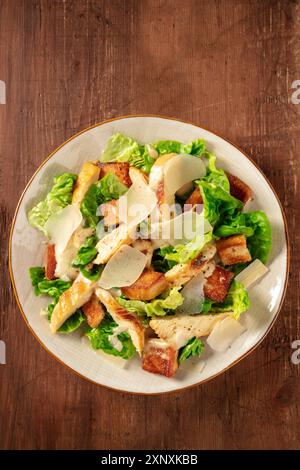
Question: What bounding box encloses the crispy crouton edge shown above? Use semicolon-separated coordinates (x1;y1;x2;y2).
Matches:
9;114;290;395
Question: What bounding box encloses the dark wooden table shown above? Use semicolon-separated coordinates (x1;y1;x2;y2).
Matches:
0;0;299;450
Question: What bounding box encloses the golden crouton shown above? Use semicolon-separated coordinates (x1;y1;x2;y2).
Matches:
44;243;56;280
185;187;203;207
227;173;252;204
99;162;131;187
72;162;100;204
82;294;105;328
121;269;169;301
142;339;178;377
203;266;234;302
216;234;252;266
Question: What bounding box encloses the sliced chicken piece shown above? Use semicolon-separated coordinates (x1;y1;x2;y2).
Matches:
99;162;131;187
129;166;149;185
148;153;177;221
150;313;230;349
93;224;133;264
100;199;119;227
55;226;94;281
82;294;105;328
227;173;253;204
95;287;144;355
142;338;178;377
216;234;252;266
44;244;56;280
204;266;234;302
72;162;100;205
121;269;169;301
50;275;96;333
132;239;154;269
165;244;217;287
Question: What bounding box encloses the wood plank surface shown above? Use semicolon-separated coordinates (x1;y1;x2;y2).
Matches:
0;0;299;450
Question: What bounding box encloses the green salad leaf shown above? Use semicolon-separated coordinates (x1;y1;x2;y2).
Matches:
81;173;127;227
178;337;205;364
28;173;77;235
117;287;184;317
29;267;84;334
163;232;213;264
86;316;136;359
201;152;230;191
206;280;250;319
72;235;98;267
100;133;154;173
214;212;254;238
152;246;178;273
197;180;243;227
58;309;85;334
80;264;103;281
154;138;206;156
29;267;71;301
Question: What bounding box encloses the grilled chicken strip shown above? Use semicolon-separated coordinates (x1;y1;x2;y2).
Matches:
150;313;230;350
148;153;177;221
132;239;154;269
72;162;100;205
95;288;144;355
165;244;216;287
93;224;133;264
50;274;96;333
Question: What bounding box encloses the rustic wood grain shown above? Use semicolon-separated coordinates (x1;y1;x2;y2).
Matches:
0;0;299;450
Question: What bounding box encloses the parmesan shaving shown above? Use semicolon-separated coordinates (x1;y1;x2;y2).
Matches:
235;259;269;288
98;245;148;289
207;317;246;352
164;154;206;195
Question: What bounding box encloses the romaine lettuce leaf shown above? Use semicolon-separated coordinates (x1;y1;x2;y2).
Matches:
28;173;77;235
201;152;230;191
29;267;84;334
178;337;204;364
86;316;136;359
101;133;154;173
214;212;254;238
29;267;71;301
117;287;184;317
206;280;250;319
80;173;127;227
163;232;213;264
72;235;98;267
154;139;206;156
197;180;243;227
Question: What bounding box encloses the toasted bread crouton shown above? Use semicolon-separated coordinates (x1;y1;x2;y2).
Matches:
93;224;132;264
72;162;100;205
165;244;217;287
142;339;178;377
99;162;131;187
44;244;56;280
185;187;203;207
150;313;229;349
227;173;252;204
100;199;119;226
121;269;169;301
132;239;154;268
204;266;234;302
216;234;252;266
95;287;144;355
82;294;105;328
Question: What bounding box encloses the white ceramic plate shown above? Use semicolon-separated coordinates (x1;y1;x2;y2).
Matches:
9;116;289;394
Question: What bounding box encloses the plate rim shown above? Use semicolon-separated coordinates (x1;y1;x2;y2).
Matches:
8;114;290;395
